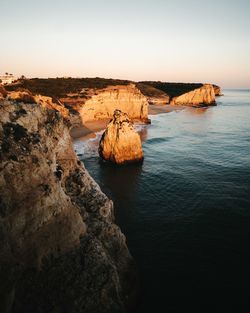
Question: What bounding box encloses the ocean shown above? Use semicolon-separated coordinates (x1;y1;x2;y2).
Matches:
74;90;250;312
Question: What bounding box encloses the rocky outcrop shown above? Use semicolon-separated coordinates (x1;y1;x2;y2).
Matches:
34;94;70;120
6;89;36;104
0;97;137;312
170;84;216;106
70;84;149;124
213;85;223;96
99;110;144;164
0;85;8;100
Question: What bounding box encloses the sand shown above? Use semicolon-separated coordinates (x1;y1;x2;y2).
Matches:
70;119;110;139
70;105;184;140
148;104;185;115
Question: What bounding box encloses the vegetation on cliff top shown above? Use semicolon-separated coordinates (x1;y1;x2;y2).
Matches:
5;77;131;99
139;81;204;98
5;78;220;101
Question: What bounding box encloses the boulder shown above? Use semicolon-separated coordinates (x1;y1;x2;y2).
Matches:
99;110;144;164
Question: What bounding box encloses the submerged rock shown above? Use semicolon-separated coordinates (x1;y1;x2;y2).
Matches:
0;96;138;312
170;84;216;106
99;110;144;164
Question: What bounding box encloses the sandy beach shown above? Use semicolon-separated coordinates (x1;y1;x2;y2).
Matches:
70;105;185;140
70;118;111;139
148;104;185;115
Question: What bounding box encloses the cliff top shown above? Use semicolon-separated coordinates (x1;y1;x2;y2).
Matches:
5;77;131;100
5;78;220;102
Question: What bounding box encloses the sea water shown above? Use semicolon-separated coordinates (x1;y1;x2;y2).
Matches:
74;90;250;312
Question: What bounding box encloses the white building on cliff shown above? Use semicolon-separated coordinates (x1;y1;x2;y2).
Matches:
0;74;17;85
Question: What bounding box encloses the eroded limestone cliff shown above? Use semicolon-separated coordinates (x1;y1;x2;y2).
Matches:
170;84;216;106
77;84;149;123
99;110;144;165
0;94;137;312
6;81;150;126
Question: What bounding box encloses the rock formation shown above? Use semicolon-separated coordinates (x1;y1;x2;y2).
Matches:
6;80;150;126
0;96;137;312
99;110;144;164
213;85;223;96
78;84;149;123
170;84;216;106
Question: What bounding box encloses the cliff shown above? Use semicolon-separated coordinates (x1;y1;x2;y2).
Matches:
77;84;149;123
0;95;137;312
170;84;216;106
99;110;144;164
5;79;222;124
6;79;149;125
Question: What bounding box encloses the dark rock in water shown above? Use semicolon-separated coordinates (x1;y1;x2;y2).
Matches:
0;95;138;312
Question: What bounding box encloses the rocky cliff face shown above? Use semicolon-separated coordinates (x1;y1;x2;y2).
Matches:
170;84;216;106
213;85;223;96
5;89;71;121
99;110;144;165
0;95;137;312
68;84;149;124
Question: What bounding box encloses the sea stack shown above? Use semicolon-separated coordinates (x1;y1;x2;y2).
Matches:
99;109;144;164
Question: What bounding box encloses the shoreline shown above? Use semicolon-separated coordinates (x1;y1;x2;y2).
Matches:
70;105;185;141
70;118;111;140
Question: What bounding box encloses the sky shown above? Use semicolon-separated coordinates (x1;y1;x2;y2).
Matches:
1;0;250;88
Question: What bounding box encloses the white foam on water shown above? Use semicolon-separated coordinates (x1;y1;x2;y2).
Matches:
73;123;148;159
74;129;105;159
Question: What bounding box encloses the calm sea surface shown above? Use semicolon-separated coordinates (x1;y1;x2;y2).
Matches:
74;90;250;312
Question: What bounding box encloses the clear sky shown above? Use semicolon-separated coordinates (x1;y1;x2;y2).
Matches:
1;0;250;88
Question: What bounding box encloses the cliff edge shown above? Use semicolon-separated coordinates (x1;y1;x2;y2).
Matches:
6;79;150;126
0;90;137;313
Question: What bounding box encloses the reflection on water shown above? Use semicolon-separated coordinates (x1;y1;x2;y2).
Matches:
75;90;250;312
98;161;143;225
185;106;210;115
